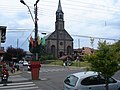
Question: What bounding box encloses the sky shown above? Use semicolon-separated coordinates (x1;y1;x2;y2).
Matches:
0;0;120;51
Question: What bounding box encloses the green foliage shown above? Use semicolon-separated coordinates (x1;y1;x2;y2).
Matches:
84;41;120;90
29;41;35;53
41;37;46;46
29;40;46;57
49;60;63;65
40;55;54;63
72;61;90;67
3;46;26;62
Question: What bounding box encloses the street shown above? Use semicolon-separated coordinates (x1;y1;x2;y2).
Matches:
0;65;120;90
21;65;85;90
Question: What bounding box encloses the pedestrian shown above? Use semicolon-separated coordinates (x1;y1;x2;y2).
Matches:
1;64;9;86
63;61;66;68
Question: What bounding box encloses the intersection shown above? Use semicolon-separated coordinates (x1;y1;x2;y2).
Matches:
0;65;120;90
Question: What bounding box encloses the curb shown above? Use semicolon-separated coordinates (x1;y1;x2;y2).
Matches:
8;71;22;76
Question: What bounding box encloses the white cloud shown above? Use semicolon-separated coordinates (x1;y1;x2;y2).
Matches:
0;0;120;50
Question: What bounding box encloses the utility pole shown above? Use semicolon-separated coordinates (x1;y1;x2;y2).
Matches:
34;0;39;61
20;0;41;80
20;0;40;61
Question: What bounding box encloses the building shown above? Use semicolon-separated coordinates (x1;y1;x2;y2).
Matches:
45;0;73;58
0;26;6;62
73;47;95;60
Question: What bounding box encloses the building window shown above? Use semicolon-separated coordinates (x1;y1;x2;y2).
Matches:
67;46;72;55
60;42;63;45
51;45;56;57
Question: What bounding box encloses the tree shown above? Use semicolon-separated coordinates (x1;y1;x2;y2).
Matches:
16;48;26;60
84;41;120;90
3;46;26;62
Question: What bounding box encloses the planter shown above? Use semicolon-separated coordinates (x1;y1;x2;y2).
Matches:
30;61;41;80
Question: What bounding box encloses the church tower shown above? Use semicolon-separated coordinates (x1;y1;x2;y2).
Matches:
55;0;64;30
45;0;73;58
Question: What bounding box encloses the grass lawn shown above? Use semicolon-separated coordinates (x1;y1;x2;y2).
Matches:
48;60;90;68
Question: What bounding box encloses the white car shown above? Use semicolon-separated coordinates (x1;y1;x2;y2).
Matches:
23;61;28;66
63;71;120;90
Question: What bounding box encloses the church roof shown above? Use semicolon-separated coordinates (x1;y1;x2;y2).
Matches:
44;32;53;40
56;0;63;13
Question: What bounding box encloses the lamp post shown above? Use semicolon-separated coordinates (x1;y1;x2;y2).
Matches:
20;0;34;23
20;0;39;61
20;0;41;80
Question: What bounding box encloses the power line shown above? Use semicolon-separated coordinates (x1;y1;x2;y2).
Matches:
72;34;119;41
6;28;119;41
0;1;120;15
20;30;34;47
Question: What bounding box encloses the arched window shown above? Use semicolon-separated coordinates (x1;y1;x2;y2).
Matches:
67;46;72;55
51;45;56;57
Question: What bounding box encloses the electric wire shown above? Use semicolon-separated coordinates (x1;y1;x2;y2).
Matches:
6;28;119;48
0;0;120;15
1;0;120;48
20;29;34;47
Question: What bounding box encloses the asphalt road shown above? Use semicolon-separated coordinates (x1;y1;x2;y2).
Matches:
21;65;120;90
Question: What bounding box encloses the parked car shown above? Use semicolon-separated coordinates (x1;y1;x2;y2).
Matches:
23;61;28;66
63;71;120;90
19;60;23;64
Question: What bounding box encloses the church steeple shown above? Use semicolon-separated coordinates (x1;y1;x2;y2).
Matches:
57;0;62;13
55;0;64;30
56;0;64;21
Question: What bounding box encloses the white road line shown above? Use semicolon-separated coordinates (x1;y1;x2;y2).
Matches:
10;75;21;77
0;84;36;89
0;82;33;86
27;68;66;74
3;86;39;90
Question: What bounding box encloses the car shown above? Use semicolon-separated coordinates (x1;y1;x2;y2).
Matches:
63;71;120;90
23;61;28;66
19;60;23;64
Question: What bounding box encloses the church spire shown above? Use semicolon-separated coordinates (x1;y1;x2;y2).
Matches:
57;0;62;13
56;0;64;21
55;0;64;30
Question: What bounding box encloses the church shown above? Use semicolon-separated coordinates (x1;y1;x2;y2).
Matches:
45;0;73;58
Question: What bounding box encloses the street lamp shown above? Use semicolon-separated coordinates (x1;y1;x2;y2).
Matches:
20;0;34;23
20;0;41;80
20;0;40;61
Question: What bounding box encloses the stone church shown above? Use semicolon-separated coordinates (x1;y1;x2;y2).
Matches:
45;0;73;58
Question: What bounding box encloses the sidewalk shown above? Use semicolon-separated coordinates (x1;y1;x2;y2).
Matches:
8;70;22;76
8;70;47;83
0;70;25;84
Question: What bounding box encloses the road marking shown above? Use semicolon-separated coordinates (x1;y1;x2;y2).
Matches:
0;84;36;89
0;81;40;90
0;82;33;86
27;68;67;74
3;86;40;90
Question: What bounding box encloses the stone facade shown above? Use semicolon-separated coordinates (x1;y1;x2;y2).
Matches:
45;0;73;58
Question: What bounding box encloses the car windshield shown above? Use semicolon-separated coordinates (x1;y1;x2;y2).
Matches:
64;75;78;87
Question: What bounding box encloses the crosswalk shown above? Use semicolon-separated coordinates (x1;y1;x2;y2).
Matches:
27;68;69;74
0;82;41;90
0;81;40;90
40;68;68;72
0;75;41;90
